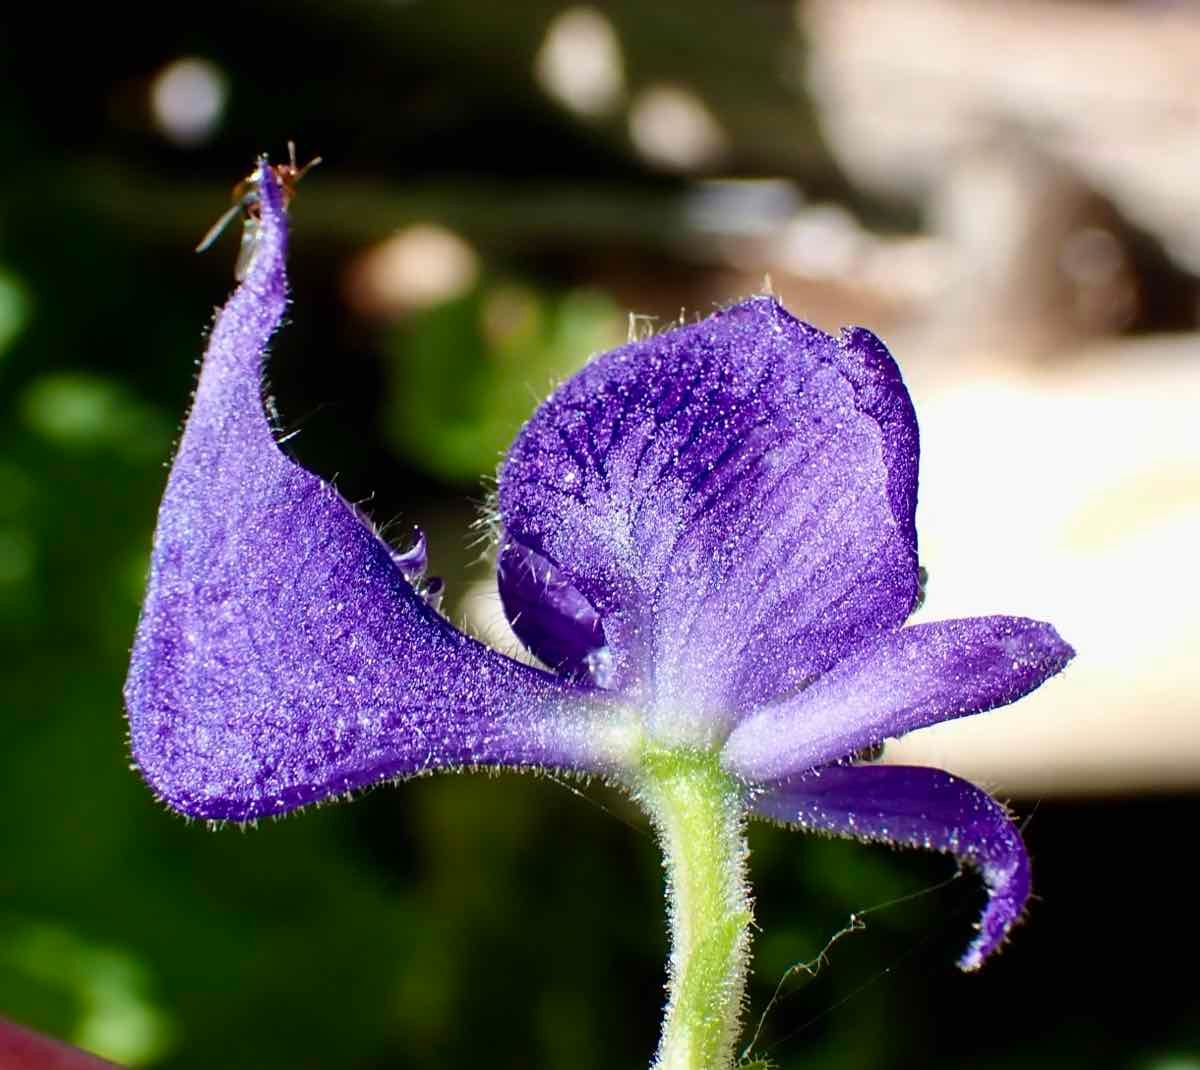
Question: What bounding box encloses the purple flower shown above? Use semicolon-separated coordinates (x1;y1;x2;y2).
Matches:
125;161;1072;981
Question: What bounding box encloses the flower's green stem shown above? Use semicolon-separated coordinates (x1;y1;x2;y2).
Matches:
638;749;753;1070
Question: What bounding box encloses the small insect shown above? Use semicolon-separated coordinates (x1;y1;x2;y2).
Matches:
195;141;321;280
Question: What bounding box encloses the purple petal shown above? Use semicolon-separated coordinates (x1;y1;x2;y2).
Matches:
755;764;1031;969
723;616;1074;784
833;327;918;553
391;526;428;581
497;299;920;724
125;160;606;821
497;536;610;685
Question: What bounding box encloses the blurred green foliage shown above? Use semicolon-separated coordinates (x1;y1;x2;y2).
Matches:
0;269;28;362
0;2;1197;1069
385;282;623;482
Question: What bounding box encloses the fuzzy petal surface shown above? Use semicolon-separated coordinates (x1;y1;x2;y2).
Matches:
498;300;920;736
723;616;1074;784
755;764;1031;969
125;161;606;821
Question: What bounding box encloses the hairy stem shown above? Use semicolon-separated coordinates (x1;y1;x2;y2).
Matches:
638;749;753;1070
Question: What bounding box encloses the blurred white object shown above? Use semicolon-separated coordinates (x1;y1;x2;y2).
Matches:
888;333;1200;795
683;179;802;239
773;204;865;281
344;223;479;316
535;7;625;118
150;57;227;146
803;0;1200;273
629;85;728;172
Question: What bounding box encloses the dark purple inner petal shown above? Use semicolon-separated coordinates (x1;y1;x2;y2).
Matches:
755;764;1031;970
497;535;610;686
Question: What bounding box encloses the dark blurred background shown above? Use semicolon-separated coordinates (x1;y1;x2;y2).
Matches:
2;2;1199;1068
